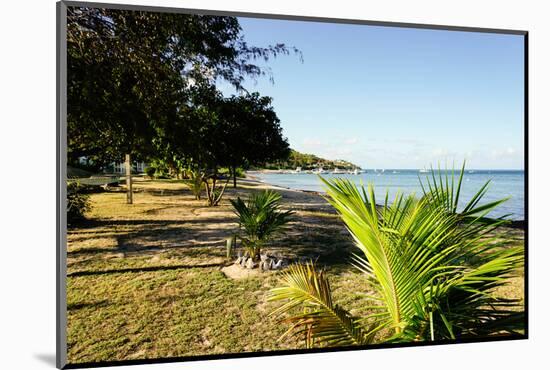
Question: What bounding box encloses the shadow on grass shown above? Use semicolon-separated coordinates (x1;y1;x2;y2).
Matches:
68;300;110;310
68;247;116;256
67;263;225;277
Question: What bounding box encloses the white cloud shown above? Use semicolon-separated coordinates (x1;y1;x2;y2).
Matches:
343;137;359;145
302;137;323;148
490;147;520;159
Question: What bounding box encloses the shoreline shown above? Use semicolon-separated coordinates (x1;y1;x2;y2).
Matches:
244;173;526;228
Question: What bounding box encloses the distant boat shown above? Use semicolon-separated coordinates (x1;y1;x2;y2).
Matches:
419;168;430;173
353;169;359;175
295;167;302;173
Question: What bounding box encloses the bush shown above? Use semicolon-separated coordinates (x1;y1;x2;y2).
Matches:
219;167;246;178
67;181;91;224
234;167;246;178
145;166;156;179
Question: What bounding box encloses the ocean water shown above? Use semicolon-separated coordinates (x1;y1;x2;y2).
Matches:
252;170;525;220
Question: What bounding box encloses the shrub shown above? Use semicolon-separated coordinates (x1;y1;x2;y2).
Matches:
231;190;294;260
145;166;156;179
67;181;91;224
234;167;246;178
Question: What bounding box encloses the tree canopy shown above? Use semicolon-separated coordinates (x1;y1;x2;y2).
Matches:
67;6;297;168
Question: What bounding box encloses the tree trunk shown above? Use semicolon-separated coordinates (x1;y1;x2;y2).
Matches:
232;165;237;188
125;153;133;204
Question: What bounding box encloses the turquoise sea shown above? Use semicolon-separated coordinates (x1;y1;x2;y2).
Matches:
252;170;525;220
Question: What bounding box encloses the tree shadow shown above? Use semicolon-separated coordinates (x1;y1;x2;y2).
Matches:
67;262;225;277
68;300;110;310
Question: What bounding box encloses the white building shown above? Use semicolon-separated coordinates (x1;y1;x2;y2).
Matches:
110;161;147;174
78;157;147;174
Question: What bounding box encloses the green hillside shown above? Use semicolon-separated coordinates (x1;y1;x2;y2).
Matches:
259;149;361;170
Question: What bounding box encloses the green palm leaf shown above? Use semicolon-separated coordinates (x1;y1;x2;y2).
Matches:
271;161;524;346
231;189;294;259
269;262;374;347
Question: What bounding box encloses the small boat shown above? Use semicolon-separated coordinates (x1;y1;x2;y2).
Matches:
419;168;430;173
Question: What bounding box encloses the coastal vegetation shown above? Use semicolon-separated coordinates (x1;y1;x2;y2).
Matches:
270;166;524;346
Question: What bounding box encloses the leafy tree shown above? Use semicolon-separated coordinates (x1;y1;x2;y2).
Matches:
270;164;523;347
67;6;299;202
217;93;290;187
159;86;290;204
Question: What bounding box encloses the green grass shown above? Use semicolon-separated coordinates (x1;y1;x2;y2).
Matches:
67;267;300;362
66;179;524;363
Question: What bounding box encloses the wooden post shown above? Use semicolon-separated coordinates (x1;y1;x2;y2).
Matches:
125;153;133;204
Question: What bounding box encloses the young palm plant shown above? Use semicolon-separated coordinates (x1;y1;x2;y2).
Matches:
231;190;294;261
269;163;524;347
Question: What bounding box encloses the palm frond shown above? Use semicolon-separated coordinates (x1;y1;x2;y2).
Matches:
269;262;374;347
231;189;294;258
271;162;524;346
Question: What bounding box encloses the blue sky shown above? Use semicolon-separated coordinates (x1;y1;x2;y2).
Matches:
219;17;525;170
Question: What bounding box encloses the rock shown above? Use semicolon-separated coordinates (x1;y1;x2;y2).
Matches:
150;255;162;263
222;264;261;280
260;257;275;271
245;258;256;269
235;256;243;265
272;259;283;270
259;260;267;271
